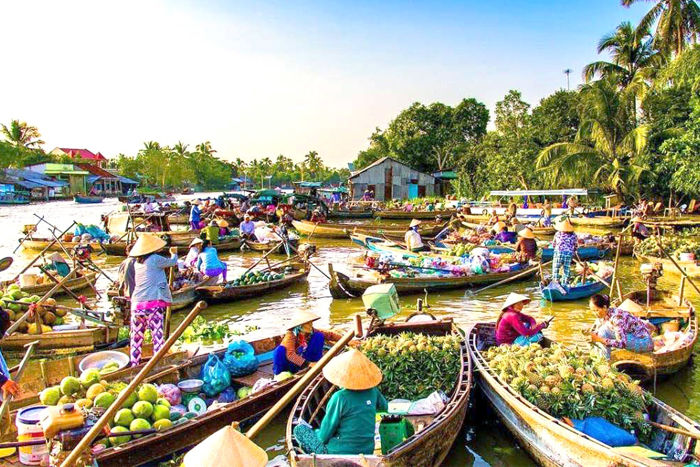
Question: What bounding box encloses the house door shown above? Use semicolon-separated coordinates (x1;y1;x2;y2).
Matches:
384;167;393;200
418;185;426;197
408;184;418;199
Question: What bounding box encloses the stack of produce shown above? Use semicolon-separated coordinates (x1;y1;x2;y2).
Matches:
224;270;285;288
107;383;175;447
179;316;232;344
676;227;700;237
0;287;66;333
484;343;650;437
635;236;700;260
39;370;123;410
360;332;461;400
446;243;477;257
569;261;614;286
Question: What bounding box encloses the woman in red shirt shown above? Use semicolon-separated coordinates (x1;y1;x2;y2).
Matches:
495;293;550;345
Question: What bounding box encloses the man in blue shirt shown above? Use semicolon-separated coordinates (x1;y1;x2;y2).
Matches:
189;199;202;230
240;214;256;240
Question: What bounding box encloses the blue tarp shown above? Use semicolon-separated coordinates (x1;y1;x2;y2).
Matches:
118;175;138;185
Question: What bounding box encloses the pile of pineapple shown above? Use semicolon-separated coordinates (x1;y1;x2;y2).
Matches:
485;342;651;437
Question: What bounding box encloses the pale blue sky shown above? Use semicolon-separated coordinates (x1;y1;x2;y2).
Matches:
0;0;650;166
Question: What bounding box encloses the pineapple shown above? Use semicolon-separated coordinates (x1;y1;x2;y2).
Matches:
526;372;544;386
601;378;615;390
582;383;595;393
544;375;562;387
539;385;551;394
595;364;611;378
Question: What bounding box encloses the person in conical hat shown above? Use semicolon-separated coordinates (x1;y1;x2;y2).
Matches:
495;293;549;346
551;218;577;286
630;216;649;245
183;424;267;467
405;219;424;252
272;310;342;376
589;294;654;357
46;252;71;278
182;238;203;269
492;221;517;244
128;234;178;366
292;349;388;456
515;227;538;261
216;219;231;237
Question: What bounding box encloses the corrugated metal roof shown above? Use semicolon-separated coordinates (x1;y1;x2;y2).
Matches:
118;176;138;185
15;180;44;189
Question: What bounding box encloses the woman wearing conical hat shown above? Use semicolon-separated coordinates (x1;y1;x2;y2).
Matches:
128;235;178;366
589;294;654;358
404;219;424;252
292;349;388;455
495;293;550;346
551;218;577;286
272;311;342;376
515;227;538;261
630;216;649;245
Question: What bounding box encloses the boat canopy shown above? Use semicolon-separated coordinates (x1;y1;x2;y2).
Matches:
489;189;588;197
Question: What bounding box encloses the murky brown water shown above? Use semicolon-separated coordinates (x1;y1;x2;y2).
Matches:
1;195;698;466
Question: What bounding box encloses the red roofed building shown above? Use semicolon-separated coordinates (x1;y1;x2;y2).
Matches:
50;147;108;168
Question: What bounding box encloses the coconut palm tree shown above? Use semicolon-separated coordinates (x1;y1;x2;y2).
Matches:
622;0;700;56
583;22;663;88
1;120;45;148
536;79;649;198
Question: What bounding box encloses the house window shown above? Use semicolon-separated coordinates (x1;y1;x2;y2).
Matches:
418;185;426;197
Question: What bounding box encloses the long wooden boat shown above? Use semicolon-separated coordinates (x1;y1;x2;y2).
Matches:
329;262;538;297
287;317;471;467
2;271;98;297
197;265;310;303
242;237;298;252
374;209;456;220
540;278;608;302
166;213;190;225
352;233;514;258
0;323;120;354
108;277;208;313
74;194;104;204
327;209;374;219
607;288;698;380
642;217;700;229
569;216;627;228
460;220;556;236
292;219;447;240
541;244;610;262
469;322;700;467
101;236;240;256
21;237;121;254
634;253;700;279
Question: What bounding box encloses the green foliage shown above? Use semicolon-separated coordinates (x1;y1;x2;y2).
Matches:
660;103;700;196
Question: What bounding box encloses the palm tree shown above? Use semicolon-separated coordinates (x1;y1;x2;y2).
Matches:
196;141;217;157
173;141;189;157
1;120;45;148
622;0;700;56
583;22;663;88
536;79;649;198
142;141;161;151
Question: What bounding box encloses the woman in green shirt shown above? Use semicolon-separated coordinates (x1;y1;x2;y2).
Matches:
294;349;388;455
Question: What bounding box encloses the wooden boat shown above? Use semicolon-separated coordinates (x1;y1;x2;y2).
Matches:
634;254;700;279
21;237;129;256
108;277;208;312
607;288;698;380
642;217;700;229
292;220;447;240
242;237;298;252
541;244;610;262
329;262;539;297
74;194;104;204
0;323;120;355
353;233;514;258
2;271;98;297
287;317;471;467
327;209;374;219
374;209;456;220
569;216;627;228
469;322;700;467
540;278;608;301
197;264;310;303
429;242;515;256
460;220;556;236
166;213;190;225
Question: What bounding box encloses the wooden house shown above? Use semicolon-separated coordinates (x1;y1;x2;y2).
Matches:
348;157;436;201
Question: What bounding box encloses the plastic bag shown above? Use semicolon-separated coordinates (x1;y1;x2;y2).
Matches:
85;225;110;242
199;354;231;397
222;340;259;377
408;391;447;415
216;386;238;403
571;417;636;447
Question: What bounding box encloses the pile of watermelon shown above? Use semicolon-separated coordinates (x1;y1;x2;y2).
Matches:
226;270;284;288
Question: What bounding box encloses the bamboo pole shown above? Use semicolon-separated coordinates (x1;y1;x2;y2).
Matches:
39;267;95;310
470;262;550;296
246;326;355;440
13;217;43;254
0;340;38;425
164;266;175;340
11;221;77;282
241;242;283;276
608;225;629;301
60;301;207;467
649;420;700;441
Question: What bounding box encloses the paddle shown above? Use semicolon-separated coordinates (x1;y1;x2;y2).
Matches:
470;261;550;296
60;300;208;467
283;240;332;281
245;320;358;440
11;221;77;283
13;217;43;254
0;340;38;434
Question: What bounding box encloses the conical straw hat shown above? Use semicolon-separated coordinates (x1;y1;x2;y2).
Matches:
518;228;535;239
287;310;320;330
618;298;644;314
189;238;204;247
501;292;531;310
129;234;167;257
555;219;575;232
217;219;229;227
409;219;422;228
182;424;267;467
631;216;643;223
492;221;506;233
323;349;382;390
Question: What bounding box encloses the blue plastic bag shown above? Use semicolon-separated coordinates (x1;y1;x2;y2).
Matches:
222;340;259;377
85;225;110;241
571;417;636;447
217;386;239;403
199;354;231;397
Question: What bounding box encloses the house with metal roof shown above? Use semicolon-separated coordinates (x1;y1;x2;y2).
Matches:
50;147;108;168
3;168;70;200
348;157;436;201
25;163;90;195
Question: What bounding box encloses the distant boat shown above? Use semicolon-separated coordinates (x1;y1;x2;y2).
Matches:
74;194;104;204
0;193;30;205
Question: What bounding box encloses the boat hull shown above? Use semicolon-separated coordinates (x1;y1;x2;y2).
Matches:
374;209;456;220
540;280;607;301
541;245;609;262
74;195;104;204
197;268;310;303
3;271;98;297
0;325;120;354
634;254;700;279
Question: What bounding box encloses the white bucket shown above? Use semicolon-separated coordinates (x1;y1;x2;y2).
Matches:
19;274;40;288
16;406;48;465
680;252;696;262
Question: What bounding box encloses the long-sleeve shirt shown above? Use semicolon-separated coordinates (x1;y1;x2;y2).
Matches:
131;253;178;310
494;231;517;244
117;257;136;297
632;223;649;238
189;205;201;223
495;308;545;345
596;307;653;349
515;238;538;259
552;231;577;254
317;387;388;455
405;229;423;251
279;329;342;367
183;247;200;268
240;220;256;236
196;246;225;272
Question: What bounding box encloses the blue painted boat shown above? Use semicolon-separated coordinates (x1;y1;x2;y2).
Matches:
540;245;608;262
74;195;104;204
540;279;608;301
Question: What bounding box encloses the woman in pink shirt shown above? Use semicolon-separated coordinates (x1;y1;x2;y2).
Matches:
495;293;550;346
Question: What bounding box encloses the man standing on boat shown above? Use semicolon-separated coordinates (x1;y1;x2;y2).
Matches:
189;199;202;230
551;218;577;286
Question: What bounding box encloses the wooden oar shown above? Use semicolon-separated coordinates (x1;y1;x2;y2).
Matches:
649;420;700;441
246;324;357;440
11;221;77;282
13;217;44;254
470;261;551;296
39;267;95;311
0;340;38;434
164;264;175;340
60;301;208;467
240;242;283;276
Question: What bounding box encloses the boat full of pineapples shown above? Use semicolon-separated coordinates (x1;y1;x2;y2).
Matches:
470;323;700;466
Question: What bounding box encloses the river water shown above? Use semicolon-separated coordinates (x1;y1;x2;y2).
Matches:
1;195;698;466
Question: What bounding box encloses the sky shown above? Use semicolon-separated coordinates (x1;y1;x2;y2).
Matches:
0;0;651;168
